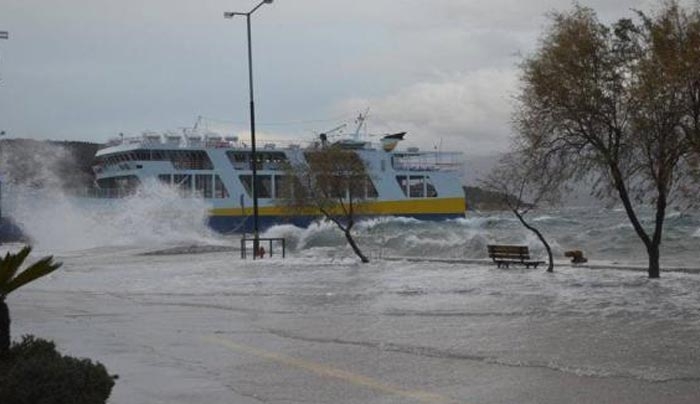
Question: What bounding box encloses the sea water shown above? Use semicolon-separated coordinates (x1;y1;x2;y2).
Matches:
3;182;698;267
2;187;700;403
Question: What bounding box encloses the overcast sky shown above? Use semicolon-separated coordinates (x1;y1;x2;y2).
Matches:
0;0;671;155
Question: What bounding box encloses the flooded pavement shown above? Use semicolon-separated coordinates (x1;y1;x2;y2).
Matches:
8;245;700;403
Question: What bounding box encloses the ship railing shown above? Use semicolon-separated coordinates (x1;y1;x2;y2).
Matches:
391;152;464;172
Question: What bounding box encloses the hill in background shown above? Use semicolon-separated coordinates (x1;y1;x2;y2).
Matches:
0;138;102;192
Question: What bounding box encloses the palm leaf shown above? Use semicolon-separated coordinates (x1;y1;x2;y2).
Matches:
0;246;32;288
0;256;62;296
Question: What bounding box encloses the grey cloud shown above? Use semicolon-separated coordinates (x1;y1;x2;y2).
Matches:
0;0;674;153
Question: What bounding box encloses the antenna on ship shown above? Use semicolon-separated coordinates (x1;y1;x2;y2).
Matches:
352;108;370;141
193;115;203;132
0;30;7;83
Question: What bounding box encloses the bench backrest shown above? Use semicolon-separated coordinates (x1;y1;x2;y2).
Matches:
487;245;530;261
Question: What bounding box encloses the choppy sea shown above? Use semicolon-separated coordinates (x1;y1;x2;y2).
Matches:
2;185;700;402
3;184;698;269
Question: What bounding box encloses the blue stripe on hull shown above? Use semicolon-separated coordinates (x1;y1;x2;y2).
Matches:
207;213;464;234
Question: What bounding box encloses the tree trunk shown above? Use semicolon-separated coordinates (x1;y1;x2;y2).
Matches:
513;210;554;272
344;230;369;263
610;165;660;278
0;298;9;356
647;187;667;280
647;243;661;279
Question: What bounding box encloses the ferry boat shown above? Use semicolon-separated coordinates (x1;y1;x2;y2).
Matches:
92;116;466;233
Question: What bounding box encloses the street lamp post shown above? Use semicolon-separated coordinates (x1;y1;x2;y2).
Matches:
0;31;7;220
224;0;273;259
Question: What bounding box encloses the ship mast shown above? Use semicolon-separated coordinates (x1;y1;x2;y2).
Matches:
352;108;370;142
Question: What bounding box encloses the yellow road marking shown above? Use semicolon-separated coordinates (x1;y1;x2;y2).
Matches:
203;335;460;404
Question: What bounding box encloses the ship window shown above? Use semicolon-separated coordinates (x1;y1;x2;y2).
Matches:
174;174;192;195
195;174;213;198
260;152;287;170
396;175;408;196
168;150;213;170
96;175;140;195
227;151;288;170
426;176;438;197
214;175;229;199
239;175;253;196
257;175;272;198
274;175;303;199
275;175;290;198
238;174;272;198
409;176;425;198
158;174;171;185
396;175;432;198
366;177;378;198
348;175;375;199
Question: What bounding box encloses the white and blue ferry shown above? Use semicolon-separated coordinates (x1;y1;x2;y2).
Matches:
92;117;466;233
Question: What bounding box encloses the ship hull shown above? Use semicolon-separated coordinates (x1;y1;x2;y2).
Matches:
208;197;466;233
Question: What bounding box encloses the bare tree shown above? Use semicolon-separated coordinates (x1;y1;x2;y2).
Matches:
482;150;566;273
282;146;371;263
515;2;699;278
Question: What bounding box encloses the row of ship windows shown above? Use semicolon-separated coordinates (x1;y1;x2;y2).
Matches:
239;175;380;199
96;174;229;199
396;175;438;198
96;150;441;177
96;150;287;171
97;150;214;170
158;174;230;199
96;174;439;199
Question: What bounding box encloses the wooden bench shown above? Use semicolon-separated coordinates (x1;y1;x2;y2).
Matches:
487;245;544;269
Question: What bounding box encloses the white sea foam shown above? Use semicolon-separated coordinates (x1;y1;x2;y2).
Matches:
6;182;219;252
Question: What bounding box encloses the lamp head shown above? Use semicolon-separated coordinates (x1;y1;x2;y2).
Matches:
223;11;236;18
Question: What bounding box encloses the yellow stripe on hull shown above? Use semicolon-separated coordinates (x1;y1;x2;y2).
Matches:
211;197;465;217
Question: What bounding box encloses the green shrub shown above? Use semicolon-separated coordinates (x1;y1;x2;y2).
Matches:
0;335;116;404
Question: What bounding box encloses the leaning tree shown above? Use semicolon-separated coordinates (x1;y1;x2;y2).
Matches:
482;148;568;273
516;2;700;278
282;145;373;263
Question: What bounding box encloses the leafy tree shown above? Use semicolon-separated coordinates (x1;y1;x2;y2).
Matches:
282;146;372;263
516;2;700;278
0;246;62;355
